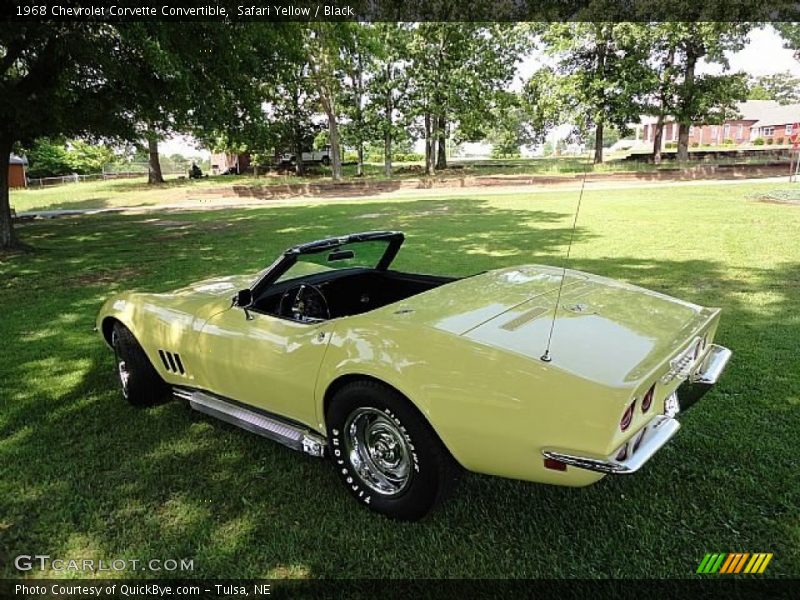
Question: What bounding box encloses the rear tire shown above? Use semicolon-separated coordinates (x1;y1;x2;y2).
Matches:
111;323;168;406
326;380;460;520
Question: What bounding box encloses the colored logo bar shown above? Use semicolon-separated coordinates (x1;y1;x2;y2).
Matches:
697;553;773;574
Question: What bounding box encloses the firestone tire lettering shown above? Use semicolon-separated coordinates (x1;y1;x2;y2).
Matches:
325;380;460;520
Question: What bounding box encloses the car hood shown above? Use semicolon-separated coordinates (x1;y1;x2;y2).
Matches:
392;266;717;386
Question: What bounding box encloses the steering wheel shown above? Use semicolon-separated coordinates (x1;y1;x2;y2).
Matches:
278;283;330;322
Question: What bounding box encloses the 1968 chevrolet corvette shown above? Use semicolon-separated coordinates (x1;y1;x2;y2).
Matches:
97;231;731;520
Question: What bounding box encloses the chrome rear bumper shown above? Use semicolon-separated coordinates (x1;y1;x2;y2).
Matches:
679;344;732;410
691;344;732;385
543;415;681;474
542;344;731;475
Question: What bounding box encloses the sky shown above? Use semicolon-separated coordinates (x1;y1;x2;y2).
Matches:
161;25;800;158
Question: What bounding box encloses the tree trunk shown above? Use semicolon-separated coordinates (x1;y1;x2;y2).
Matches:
653;46;676;165
383;132;392;177
424;113;433;175
436;115;447;170
355;53;364;178
677;54;697;162
147;135;164;184
383;63;394;178
652;115;665;164
327;110;342;181
593;26;607;165
292;85;304;176
677;123;691;162
594;122;604;164
294;134;305;176
0;135;16;250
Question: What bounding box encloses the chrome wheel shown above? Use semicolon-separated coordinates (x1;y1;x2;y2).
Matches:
118;360;130;398
344;407;412;496
112;331;130;399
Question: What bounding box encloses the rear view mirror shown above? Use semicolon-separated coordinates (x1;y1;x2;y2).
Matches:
328;250;355;262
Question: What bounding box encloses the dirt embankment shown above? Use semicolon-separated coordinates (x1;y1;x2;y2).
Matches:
196;162;793;202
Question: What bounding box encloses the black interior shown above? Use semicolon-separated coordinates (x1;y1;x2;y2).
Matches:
253;268;458;321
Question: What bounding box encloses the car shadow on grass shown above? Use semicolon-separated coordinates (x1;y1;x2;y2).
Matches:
1;199;798;579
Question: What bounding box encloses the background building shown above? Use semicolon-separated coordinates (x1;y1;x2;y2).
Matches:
8;154;27;188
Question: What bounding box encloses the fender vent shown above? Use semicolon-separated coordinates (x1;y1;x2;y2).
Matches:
158;350;186;375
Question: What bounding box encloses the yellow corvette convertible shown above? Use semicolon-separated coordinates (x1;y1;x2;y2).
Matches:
97;231;731;520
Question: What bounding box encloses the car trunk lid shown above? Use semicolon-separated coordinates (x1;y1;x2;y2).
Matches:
462;272;718;386
391;265;589;335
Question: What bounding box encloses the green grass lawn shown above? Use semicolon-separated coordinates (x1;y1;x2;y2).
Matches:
1;182;799;579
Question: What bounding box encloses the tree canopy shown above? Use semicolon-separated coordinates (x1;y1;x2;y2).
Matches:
1;21;785;249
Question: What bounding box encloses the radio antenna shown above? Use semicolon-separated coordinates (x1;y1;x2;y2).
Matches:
540;155;589;363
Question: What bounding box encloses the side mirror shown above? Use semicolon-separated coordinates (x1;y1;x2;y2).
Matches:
233;288;253;308
233;289;254;320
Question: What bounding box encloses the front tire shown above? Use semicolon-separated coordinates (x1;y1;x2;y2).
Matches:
111;323;168;406
326;380;460;520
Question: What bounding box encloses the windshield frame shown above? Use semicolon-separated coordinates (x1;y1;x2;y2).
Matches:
248;231;404;298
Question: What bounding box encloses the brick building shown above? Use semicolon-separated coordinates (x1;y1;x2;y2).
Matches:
640;100;800;148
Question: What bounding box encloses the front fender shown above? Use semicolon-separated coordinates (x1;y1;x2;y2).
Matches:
96;292;141;347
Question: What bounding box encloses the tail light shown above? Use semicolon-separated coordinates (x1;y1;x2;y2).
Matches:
620;400;635;431
544;457;567;471
641;384;655;413
616;444;628;461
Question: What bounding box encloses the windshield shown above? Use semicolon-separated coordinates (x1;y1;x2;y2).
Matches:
251;231;404;296
276;240;392;283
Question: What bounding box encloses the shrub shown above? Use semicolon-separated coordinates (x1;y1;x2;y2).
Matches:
776;137;785;145
691;142;700;148
766;137;775;145
26;138;73;178
665;142;677;150
753;138;765;146
723;138;735;145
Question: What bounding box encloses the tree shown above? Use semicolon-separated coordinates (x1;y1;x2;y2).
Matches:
747;72;800;104
406;23;528;173
774;23;800;58
338;24;380;177
25;138;73;178
485;92;541;157
538;23;652;163
197;23;310;177
363;23;412;177
664;23;752;161
305;23;353;181
0;23;276;249
1;24;141;248
521;67;570;144
122;23;268;184
270;62;317;176
643;24;682;163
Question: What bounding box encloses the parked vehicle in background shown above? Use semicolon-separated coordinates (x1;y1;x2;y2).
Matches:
277;145;332;167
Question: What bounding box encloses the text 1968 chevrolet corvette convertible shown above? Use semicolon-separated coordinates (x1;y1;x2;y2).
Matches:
97;231;731;520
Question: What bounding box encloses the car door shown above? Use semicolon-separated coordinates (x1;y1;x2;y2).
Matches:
195;305;332;430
